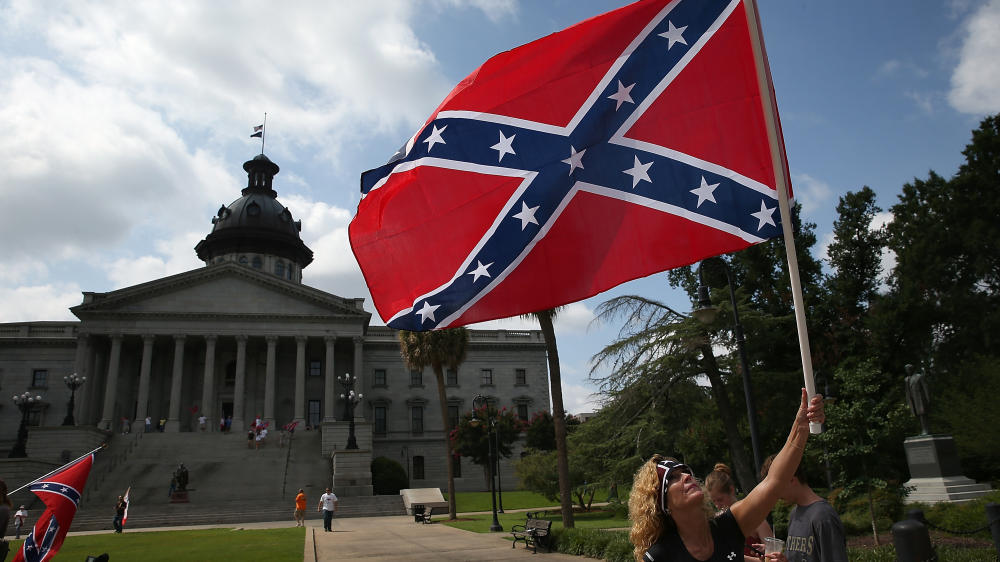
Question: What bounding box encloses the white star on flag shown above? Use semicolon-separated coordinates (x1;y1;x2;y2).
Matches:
562;146;586;175
512;201;540;230
659;21;688;50
416;301;440;323
423;125;447;152
751;200;777;230
468;260;493;282
623;155;653;188
491;130;516;162
690;176;719;207
607;80;635;110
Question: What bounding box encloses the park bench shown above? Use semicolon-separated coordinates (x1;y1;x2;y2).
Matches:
412;504;448;524
510;516;552;553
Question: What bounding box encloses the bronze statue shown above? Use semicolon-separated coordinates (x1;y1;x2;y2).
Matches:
904;364;931;435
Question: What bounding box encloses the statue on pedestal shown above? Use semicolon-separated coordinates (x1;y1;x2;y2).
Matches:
904;364;932;435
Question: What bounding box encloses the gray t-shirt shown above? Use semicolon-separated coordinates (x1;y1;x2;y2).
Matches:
785;500;847;562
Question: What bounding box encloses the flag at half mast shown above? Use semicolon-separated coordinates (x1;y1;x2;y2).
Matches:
351;0;792;331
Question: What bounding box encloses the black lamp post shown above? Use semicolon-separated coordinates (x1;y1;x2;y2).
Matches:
495;431;504;513
338;373;362;450
473;394;502;532
9;391;43;458
693;258;762;477
62;373;86;426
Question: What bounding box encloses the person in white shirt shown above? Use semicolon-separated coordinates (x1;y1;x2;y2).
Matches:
13;505;27;539
317;487;339;532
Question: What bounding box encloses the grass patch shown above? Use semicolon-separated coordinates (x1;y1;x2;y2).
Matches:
446;490;561;513
442;507;628;534
6;527;304;562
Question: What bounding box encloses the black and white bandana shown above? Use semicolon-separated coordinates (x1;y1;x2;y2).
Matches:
655;459;692;515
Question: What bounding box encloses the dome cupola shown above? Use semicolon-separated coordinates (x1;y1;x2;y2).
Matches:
195;154;313;282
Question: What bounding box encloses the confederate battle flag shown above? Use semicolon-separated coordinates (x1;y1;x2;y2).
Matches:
351;0;791;331
14;453;94;562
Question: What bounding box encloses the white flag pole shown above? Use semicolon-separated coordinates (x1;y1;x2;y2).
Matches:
743;0;820;433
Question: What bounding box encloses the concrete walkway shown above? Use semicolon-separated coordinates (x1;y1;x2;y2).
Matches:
304;515;586;561
68;514;592;561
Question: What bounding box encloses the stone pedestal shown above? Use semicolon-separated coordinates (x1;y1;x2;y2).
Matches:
903;434;991;503
331;448;373;497
170;491;190;503
321;420;372;455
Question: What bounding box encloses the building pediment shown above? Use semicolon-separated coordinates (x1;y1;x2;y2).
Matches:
71;263;370;322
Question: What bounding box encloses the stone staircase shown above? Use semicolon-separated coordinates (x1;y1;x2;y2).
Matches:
65;429;404;531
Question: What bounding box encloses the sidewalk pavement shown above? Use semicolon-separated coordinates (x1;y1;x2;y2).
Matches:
304;515;587;561
69;513;595;561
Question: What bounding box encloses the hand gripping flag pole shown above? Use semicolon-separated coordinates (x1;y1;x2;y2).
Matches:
743;0;820;433
11;445;103;562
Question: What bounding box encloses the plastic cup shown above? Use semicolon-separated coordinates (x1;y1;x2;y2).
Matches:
764;537;784;555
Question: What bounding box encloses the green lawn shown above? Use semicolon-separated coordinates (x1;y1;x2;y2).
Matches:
7;528;304;562
442;507;628;534
446;490;561;513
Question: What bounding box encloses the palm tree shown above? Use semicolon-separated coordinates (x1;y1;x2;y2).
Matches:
398;327;468;520
530;308;575;528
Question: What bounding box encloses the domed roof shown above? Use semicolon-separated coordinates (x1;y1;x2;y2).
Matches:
195;154;313;267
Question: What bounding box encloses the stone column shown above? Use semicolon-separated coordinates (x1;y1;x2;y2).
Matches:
166;335;186;432
323;335;337;422
264;335;277;427
232;335;248;433
294;336;307;426
72;333;91;425
135;335;155;425
352;336;364;422
99;333;123;431
200;335;217;429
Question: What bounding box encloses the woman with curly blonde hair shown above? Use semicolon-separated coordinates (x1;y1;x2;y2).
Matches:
629;389;824;562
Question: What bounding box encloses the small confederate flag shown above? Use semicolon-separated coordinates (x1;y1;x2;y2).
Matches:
122;486;131;528
14;453;94;562
352;0;790;331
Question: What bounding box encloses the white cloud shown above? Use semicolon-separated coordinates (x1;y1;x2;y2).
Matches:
0;284;82;321
948;0;1000;114
106;232;205;289
904;90;935;114
791;173;833;215
816;230;836;266
560;382;602;415
876;59;929;79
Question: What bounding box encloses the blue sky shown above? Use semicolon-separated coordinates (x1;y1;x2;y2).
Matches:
1;0;997;414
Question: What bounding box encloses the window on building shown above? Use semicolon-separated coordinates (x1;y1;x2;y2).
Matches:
287;264;294;280
410;370;422;387
238;255;248;265
413;456;425;480
31;369;48;388
480;369;493;386
411;406;424;434
517;404;529;421
374;369;387;387
447;404;459;429
275;260;285;278
452;455;462;478
374;406;387;435
515;368;527;385
308;400;321;427
27;409;42;427
446;368;458;386
251;256;262;269
309;360;321;377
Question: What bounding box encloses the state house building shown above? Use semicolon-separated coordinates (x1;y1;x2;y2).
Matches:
0;153;550;491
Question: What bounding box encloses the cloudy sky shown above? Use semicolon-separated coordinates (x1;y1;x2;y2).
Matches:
1;0;998;414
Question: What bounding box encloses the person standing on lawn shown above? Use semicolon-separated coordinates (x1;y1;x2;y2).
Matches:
294;489;307;527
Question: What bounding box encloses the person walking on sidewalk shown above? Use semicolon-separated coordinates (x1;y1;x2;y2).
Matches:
318;487;339;532
294;489;307;527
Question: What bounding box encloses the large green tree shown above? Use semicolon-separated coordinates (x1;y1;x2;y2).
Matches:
398;327;468;520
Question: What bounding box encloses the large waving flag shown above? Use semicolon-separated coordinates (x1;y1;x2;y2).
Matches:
352;0;791;331
14;453;94;562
